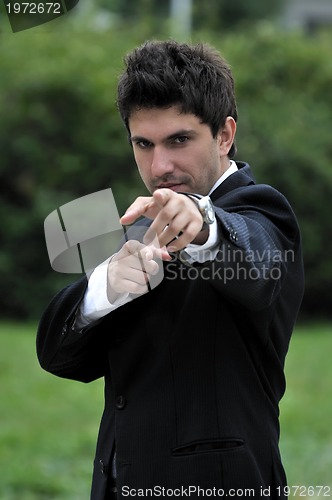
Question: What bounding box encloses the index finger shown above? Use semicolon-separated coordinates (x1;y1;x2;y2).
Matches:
120;197;154;225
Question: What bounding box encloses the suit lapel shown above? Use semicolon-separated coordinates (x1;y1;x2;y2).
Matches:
210;162;256;201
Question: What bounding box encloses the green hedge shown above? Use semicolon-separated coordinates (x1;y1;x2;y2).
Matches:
220;27;332;319
0;23;331;319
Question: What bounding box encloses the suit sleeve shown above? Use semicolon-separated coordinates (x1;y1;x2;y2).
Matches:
207;184;303;311
36;276;111;383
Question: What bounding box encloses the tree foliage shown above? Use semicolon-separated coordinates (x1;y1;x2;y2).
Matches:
0;23;331;320
97;0;283;31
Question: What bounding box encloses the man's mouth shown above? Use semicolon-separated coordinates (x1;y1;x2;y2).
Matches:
156;183;186;192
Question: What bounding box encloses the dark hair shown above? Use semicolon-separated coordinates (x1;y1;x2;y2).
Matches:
117;40;238;158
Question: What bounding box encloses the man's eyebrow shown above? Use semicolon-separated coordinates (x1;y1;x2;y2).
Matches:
130;135;148;144
166;129;198;141
130;129;198;144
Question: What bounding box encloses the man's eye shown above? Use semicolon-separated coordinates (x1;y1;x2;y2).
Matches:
173;136;189;144
136;140;152;149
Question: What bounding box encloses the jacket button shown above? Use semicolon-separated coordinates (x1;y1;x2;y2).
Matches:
230;229;238;241
61;325;68;335
99;460;108;474
115;395;127;409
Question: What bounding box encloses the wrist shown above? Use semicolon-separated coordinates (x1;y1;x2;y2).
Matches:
179;192;215;225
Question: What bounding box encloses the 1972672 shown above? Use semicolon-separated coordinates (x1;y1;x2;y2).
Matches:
6;2;62;14
276;486;331;497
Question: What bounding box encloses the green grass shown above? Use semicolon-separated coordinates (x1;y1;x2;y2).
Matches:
280;323;332;494
0;323;104;500
0;322;331;499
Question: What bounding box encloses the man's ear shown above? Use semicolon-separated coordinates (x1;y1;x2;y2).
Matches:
218;117;237;156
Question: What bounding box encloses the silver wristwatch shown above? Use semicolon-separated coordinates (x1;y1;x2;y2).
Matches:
181;192;215;225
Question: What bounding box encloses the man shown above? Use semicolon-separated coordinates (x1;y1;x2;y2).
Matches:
37;40;304;499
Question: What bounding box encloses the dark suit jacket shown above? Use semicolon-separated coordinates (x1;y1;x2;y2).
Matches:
37;162;304;499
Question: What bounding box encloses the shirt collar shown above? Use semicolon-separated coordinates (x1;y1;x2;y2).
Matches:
208;160;238;196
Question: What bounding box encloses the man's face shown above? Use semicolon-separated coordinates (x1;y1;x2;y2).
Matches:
128;106;230;195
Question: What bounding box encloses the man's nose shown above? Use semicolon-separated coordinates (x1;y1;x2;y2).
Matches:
151;147;174;177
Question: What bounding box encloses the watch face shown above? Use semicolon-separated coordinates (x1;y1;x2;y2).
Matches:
200;197;215;224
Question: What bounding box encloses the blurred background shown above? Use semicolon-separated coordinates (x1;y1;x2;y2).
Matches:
0;0;331;498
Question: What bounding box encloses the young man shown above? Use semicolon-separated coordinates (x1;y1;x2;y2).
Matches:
37;40;304;499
